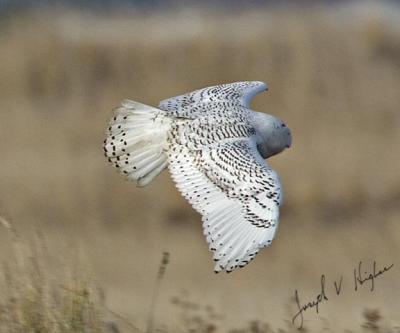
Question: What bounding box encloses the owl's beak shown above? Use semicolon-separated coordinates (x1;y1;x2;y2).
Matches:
286;129;292;148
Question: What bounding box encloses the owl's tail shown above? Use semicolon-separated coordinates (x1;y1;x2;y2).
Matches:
103;100;171;187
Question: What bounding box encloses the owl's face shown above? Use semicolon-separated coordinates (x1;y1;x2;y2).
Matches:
254;113;292;159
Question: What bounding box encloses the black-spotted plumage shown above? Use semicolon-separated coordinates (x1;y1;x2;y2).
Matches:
103;81;292;273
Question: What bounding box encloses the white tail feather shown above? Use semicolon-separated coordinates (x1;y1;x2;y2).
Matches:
103;100;171;186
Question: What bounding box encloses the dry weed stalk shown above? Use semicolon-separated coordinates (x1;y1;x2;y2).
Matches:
147;251;170;333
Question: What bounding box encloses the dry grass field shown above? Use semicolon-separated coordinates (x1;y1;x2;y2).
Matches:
0;2;400;331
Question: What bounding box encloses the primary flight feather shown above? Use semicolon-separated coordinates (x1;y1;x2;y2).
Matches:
103;81;292;273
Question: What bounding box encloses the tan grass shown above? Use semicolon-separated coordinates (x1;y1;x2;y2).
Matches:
0;217;109;332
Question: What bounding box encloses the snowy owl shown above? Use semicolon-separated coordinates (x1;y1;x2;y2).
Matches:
103;81;291;273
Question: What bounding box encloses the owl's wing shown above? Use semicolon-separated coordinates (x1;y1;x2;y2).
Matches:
168;138;281;273
159;81;267;118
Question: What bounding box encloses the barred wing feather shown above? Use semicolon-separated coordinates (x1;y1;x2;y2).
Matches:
159;81;267;118
168;139;281;273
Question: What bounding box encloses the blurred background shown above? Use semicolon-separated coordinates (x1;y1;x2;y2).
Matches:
0;0;399;331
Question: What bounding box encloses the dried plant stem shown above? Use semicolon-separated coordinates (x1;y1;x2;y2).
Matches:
147;251;170;333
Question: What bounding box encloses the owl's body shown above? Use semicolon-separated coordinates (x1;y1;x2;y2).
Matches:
104;81;291;273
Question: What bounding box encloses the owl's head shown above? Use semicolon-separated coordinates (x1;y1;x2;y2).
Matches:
253;112;292;159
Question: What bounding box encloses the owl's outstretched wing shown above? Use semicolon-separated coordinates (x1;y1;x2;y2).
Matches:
168;138;281;273
159;81;267;118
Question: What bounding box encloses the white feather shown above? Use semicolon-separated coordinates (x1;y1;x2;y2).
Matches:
104;100;171;186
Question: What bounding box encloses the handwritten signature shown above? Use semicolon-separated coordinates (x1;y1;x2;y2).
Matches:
291;260;394;329
354;260;394;292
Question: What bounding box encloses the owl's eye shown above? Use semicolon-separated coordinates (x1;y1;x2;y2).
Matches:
281;123;286;128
